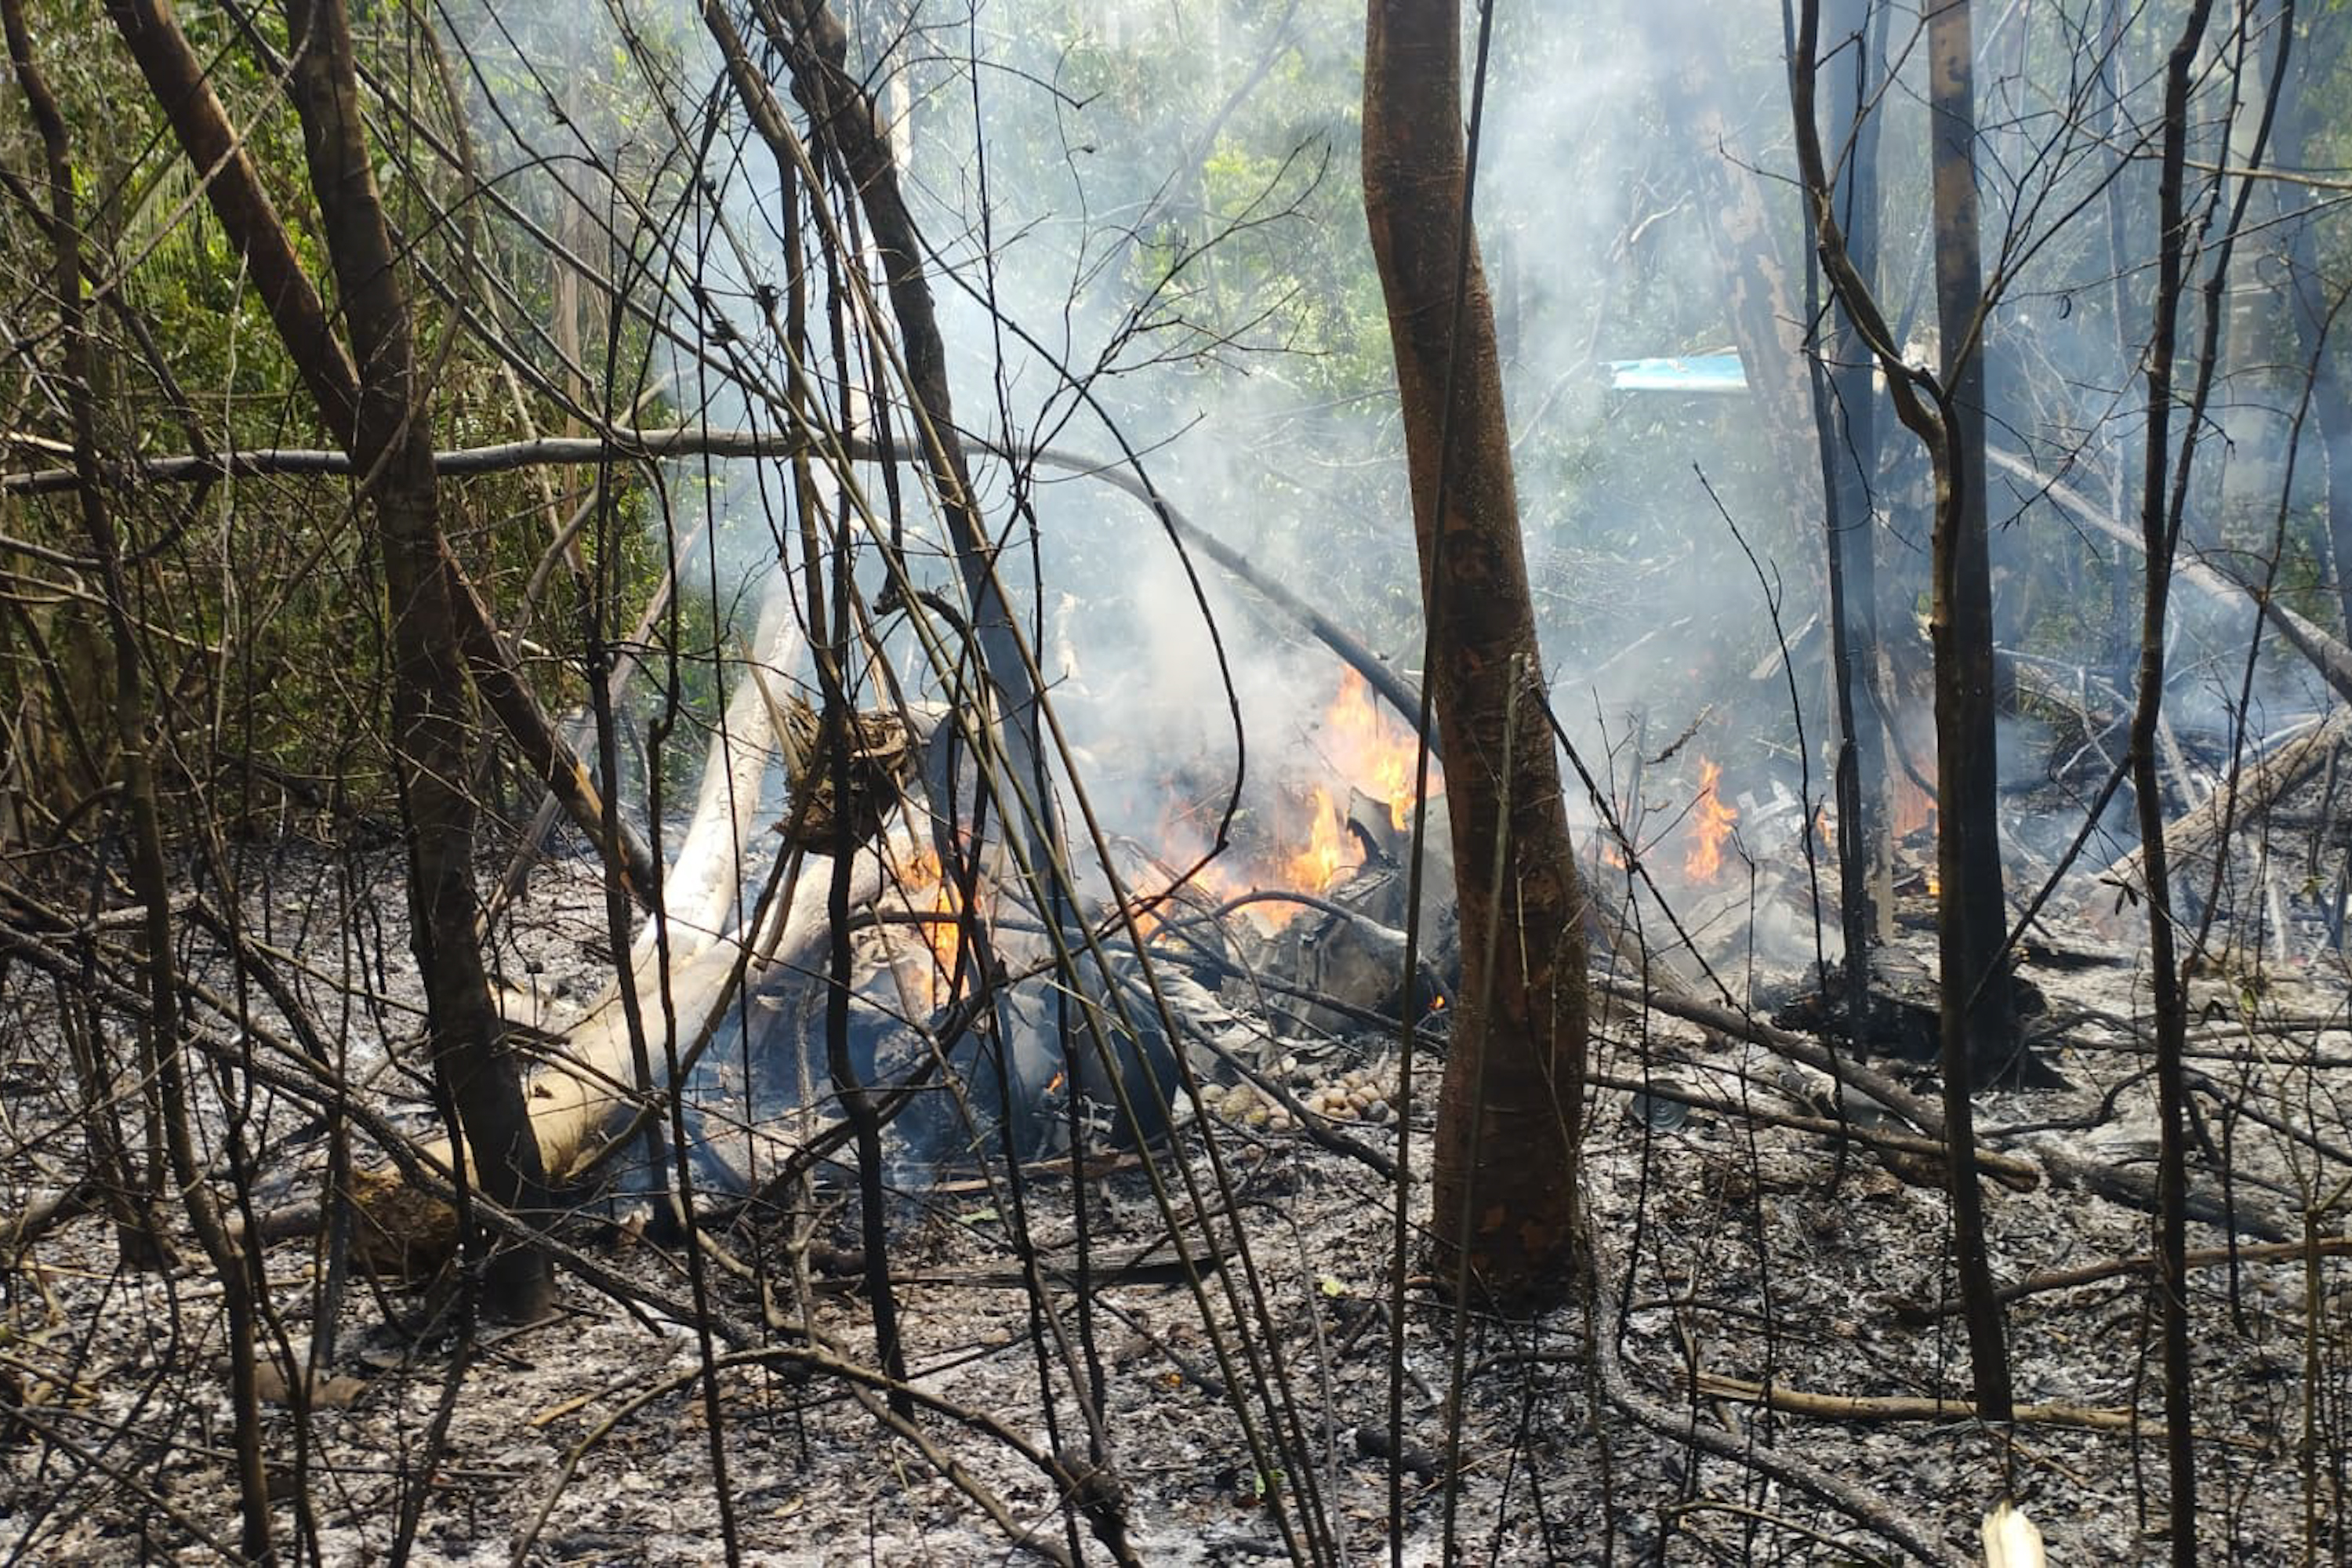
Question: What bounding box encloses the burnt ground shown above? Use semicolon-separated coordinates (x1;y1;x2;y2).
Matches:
4;830;2351;1566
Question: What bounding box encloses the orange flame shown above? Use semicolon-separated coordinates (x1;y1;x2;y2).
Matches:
1285;785;1351;893
1682;757;1740;882
893;843;964;1007
1138;673;1442;934
1319;670;1438;831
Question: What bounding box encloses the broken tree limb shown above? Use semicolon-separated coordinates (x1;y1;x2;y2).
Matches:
1904;1232;2352;1319
521;842;884;1189
1595;977;1948;1137
1691;1372;2234;1444
1584;1069;2041;1190
1590;1265;1969;1567
646;578;805;964
1602;977;2296;1239
2096;706;2352;891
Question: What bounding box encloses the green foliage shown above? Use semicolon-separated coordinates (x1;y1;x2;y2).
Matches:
0;0;681;840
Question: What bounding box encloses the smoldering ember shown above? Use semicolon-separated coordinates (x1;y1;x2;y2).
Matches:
5;0;2352;1564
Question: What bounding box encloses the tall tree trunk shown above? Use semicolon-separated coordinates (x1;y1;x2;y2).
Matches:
278;0;554;1321
2136;2;2222;1557
1926;0;2016;1080
1791;0;2013;1428
1809;0;1893;986
1924;0;2015;1419
2275;4;2352;643
1646;3;1826;550
717;0;1058;877
1363;0;1588;1305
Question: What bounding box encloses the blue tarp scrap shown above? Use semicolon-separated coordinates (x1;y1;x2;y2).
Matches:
1602;354;1748;394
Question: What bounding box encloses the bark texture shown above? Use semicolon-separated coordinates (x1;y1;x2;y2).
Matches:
1813;0;1892;957
1926;0;2016;1080
2132;1;2222;1554
1363;0;1588;1303
1790;0;2013;1428
716;0;1057;869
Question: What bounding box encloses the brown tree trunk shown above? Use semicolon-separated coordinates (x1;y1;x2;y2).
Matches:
715;0;1057;870
1809;0;1894;995
1791;0;2013;1428
1646;2;1826;543
278;0;553;1321
1926;0;2016;1070
1363;0;1588;1305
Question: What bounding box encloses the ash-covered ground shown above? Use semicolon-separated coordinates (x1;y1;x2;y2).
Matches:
4;824;2350;1566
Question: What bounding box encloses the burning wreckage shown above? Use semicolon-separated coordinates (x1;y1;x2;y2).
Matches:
436;611;1489;1242
437;596;1849;1254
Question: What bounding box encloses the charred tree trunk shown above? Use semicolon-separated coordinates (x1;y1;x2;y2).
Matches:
717;0;1058;879
1806;0;1893;996
1926;0;2016;1080
2136;2;2221;1556
1924;0;2015;1418
278;0;554;1321
1791;0;2013;1426
1363;0;1588;1305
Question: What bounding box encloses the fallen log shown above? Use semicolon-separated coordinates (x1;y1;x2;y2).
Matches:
1902;1232;2352;1320
347;844;887;1276
1595;976;1947;1137
1691;1371;2238;1445
2096;706;2352;892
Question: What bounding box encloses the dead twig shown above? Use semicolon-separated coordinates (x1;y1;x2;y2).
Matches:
1691;1372;2256;1447
1590;1272;1969;1568
1903;1232;2352;1319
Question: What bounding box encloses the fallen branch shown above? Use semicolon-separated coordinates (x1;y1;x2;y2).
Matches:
1693;1372;2232;1444
1989;445;2352;707
1603;978;2294;1237
1595;977;1947;1138
2096;706;2352;890
1903;1232;2352;1319
1592;1275;1969;1567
